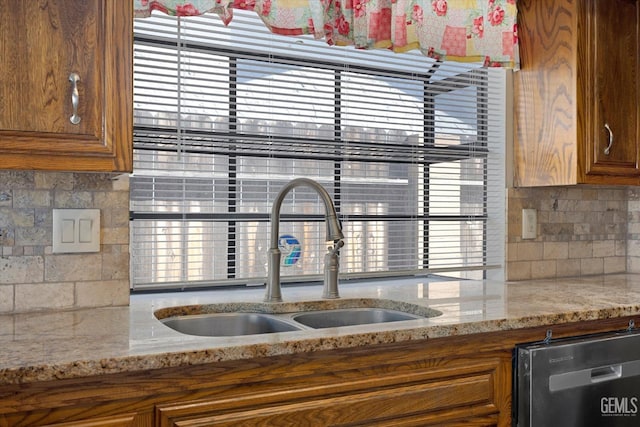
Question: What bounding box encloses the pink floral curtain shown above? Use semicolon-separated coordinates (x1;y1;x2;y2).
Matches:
134;0;519;68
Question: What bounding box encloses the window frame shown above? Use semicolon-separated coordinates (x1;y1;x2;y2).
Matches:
130;15;500;291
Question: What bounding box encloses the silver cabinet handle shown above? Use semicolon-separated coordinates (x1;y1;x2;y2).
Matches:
604;123;613;155
69;73;81;125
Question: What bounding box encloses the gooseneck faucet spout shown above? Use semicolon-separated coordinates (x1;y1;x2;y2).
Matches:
265;178;344;303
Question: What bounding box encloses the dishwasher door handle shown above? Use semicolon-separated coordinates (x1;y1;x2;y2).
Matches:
590;365;622;383
549;360;640;392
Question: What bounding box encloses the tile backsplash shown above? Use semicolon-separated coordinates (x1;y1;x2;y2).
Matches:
0;171;129;313
2;170;640;312
506;186;631;280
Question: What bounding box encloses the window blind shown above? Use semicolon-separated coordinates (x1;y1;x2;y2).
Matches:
131;11;507;291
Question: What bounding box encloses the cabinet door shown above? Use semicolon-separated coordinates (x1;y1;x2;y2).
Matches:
156;358;506;427
0;1;101;139
584;0;640;177
45;414;139;427
0;0;132;172
158;376;500;426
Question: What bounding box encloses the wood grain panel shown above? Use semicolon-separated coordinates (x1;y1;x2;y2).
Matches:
156;359;502;426
43;414;138;427
166;375;496;426
583;0;640;177
514;0;578;186
0;1;101;138
514;0;640;186
0;0;132;172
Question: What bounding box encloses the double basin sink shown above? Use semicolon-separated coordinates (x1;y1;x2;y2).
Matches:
156;299;443;337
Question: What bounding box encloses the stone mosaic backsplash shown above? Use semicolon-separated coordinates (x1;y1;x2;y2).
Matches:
506;186;632;281
0;171;129;313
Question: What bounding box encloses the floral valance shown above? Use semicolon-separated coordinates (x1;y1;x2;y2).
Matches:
134;0;519;68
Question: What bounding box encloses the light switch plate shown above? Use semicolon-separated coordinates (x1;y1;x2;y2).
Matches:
522;208;537;240
52;209;100;253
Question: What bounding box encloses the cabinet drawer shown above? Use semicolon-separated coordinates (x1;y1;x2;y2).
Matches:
157;359;503;427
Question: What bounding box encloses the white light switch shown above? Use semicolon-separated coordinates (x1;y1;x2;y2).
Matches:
61;219;75;243
52;209;100;253
78;219;93;243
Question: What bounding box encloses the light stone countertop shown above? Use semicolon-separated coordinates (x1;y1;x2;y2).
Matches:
2;274;640;385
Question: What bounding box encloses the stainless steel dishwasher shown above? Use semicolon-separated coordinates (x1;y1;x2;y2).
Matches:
514;327;640;427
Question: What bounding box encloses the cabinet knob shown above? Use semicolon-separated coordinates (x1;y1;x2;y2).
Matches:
604;123;613;155
69;73;81;125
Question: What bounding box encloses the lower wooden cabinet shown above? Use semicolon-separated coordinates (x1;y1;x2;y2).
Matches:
0;316;636;427
0;413;145;427
156;357;505;426
42;414;140;427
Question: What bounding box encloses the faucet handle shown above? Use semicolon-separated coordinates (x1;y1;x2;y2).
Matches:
322;240;343;299
329;239;344;255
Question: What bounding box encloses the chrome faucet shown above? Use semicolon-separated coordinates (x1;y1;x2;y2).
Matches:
265;178;344;303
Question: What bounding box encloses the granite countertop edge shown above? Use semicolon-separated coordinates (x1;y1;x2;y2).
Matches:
2;274;640;386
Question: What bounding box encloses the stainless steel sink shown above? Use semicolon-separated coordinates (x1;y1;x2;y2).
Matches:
292;308;422;329
156;299;442;337
161;313;303;337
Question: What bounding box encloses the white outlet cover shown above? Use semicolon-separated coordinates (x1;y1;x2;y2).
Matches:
522;208;537;240
52;209;101;253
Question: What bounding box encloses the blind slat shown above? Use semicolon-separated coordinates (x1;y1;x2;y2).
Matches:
130;10;506;290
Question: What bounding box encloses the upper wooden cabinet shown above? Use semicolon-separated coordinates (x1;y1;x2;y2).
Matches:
0;0;133;172
514;0;640;186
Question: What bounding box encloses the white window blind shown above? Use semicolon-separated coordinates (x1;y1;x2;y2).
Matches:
131;11;507;291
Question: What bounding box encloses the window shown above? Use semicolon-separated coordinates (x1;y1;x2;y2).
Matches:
130;11;507;291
